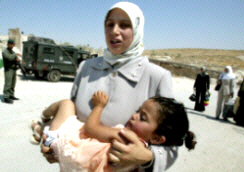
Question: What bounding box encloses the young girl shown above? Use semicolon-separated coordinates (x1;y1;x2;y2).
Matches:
34;91;196;172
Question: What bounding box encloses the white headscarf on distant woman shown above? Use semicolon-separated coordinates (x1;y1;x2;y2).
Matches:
103;2;145;66
221;66;235;80
200;66;207;76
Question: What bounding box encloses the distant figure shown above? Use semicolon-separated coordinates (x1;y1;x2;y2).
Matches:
216;66;235;120
2;39;22;104
234;78;244;126
193;66;210;112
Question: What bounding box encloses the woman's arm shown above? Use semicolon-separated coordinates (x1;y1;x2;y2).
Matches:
230;78;236;98
238;80;244;97
109;130;153;166
71;61;86;102
207;75;210;90
84;91;123;143
194;74;199;89
109;126;177;171
156;70;174;98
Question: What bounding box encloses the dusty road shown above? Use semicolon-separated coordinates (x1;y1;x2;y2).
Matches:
0;70;243;172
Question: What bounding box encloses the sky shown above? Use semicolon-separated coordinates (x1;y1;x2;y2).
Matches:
0;0;244;50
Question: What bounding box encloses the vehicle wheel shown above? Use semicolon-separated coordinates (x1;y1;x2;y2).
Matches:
47;70;61;82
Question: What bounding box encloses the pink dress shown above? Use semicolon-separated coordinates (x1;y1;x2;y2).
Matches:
51;116;137;172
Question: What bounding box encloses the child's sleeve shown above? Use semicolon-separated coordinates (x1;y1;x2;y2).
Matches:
143;146;178;172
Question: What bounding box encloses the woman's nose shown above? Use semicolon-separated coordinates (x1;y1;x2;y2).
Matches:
111;24;120;35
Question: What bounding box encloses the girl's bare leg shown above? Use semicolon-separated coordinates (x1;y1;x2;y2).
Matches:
42;101;61;119
31;99;75;143
48;99;76;131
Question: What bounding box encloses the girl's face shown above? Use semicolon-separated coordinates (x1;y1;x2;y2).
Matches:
105;8;133;55
224;68;229;73
126;100;159;143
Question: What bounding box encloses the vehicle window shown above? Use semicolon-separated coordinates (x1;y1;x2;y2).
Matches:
43;47;55;54
24;47;28;54
30;47;35;55
83;54;89;59
62;50;74;57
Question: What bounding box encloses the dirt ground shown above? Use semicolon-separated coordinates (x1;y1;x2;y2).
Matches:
0;70;243;172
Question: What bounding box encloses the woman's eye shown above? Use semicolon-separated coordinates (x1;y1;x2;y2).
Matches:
105;22;114;27
120;23;131;29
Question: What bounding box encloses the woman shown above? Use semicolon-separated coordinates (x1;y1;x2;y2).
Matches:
41;2;177;171
234;78;244;126
216;66;235;120
193;67;210;112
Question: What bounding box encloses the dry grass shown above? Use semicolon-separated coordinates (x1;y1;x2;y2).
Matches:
143;48;244;71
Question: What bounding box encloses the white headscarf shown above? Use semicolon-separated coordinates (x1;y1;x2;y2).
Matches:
221;66;235;80
103;2;145;66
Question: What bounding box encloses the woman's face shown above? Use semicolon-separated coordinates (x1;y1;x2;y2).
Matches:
125;100;159;142
105;8;133;55
224;68;229;73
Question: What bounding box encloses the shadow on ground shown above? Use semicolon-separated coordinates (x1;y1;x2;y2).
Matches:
186;107;236;126
18;74;74;82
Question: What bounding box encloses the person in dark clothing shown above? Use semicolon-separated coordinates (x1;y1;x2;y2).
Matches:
234;78;244;127
2;39;22;104
193;67;210;112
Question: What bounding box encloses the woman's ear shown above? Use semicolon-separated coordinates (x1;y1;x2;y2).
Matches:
150;134;166;145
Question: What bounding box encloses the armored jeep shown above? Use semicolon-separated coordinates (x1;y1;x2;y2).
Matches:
21;36;93;82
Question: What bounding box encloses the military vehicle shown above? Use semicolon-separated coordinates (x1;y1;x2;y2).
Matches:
21;36;94;82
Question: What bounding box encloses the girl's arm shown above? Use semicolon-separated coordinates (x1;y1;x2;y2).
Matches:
84;91;124;143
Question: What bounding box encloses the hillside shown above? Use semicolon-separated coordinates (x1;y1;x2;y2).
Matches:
143;48;244;71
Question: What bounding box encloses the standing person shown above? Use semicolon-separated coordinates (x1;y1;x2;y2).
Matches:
216;66;235;120
193;66;210;112
234;78;244;126
40;2;177;171
2;39;22;104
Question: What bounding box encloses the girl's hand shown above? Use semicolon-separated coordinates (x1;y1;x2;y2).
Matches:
109;129;153;167
41;134;58;164
92;91;108;108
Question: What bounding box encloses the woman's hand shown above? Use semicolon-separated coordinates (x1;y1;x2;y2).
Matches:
40;134;58;164
92;91;108;108
109;129;153;167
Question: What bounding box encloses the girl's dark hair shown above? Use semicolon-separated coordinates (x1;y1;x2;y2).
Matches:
150;97;197;150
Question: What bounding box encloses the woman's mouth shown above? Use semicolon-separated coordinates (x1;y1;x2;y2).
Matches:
110;40;121;46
